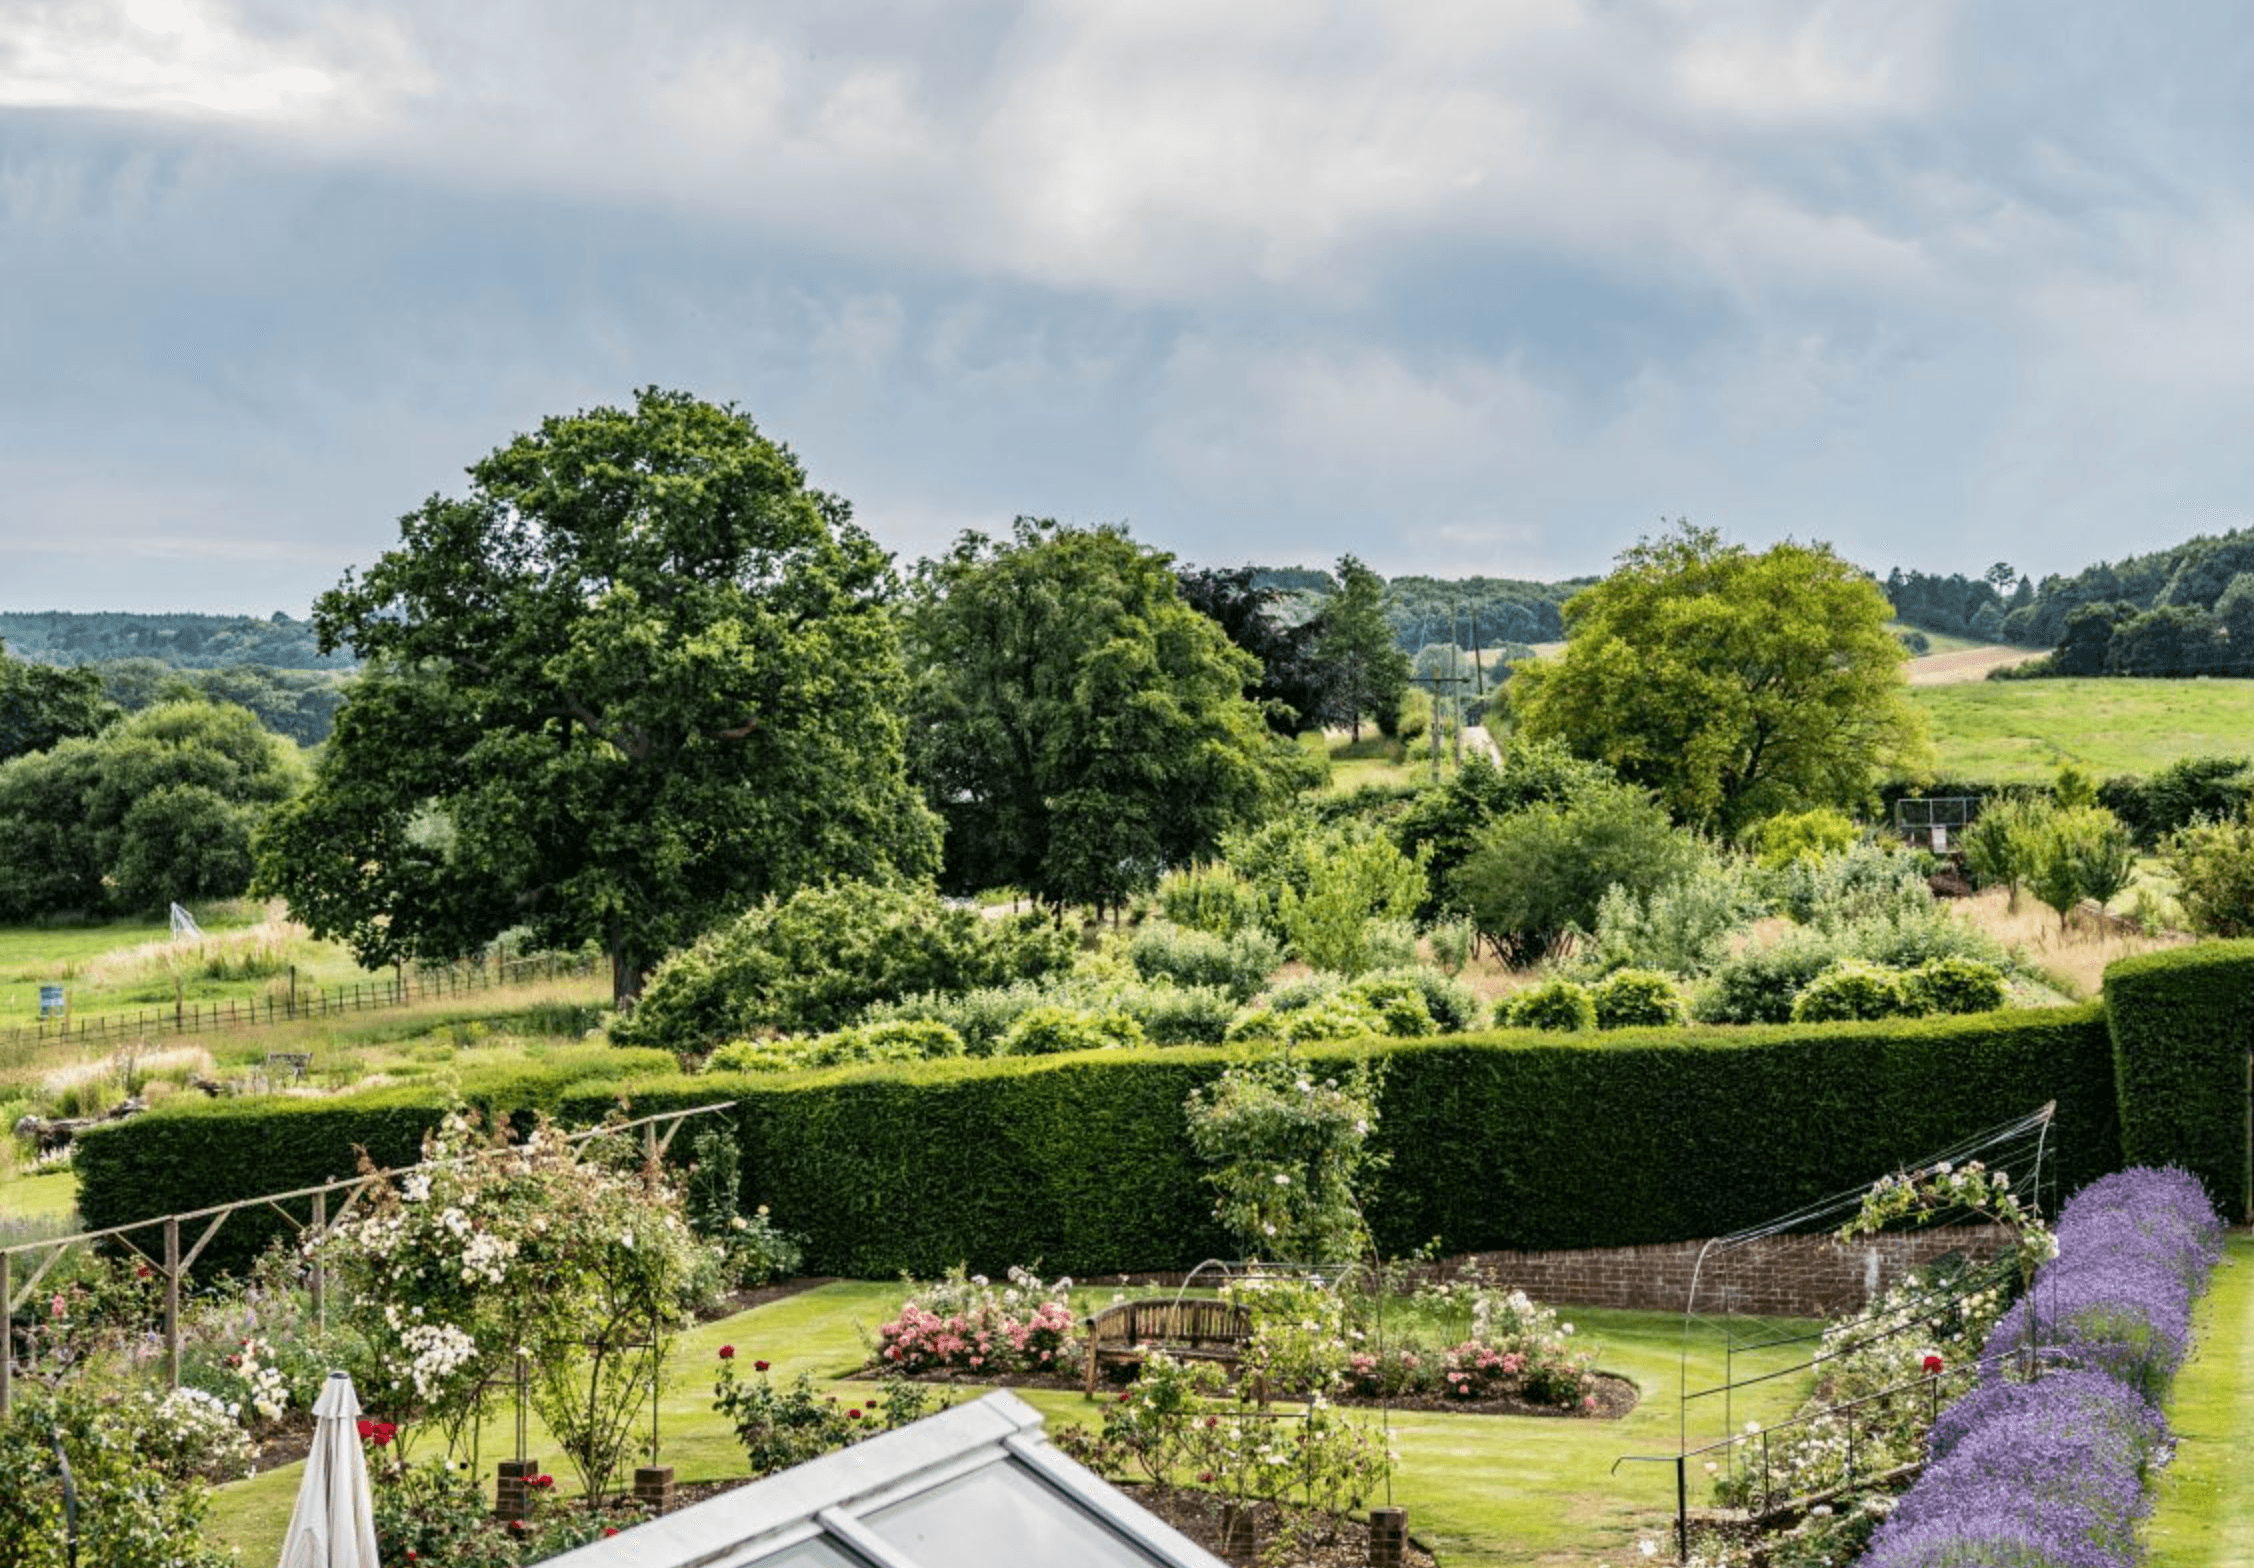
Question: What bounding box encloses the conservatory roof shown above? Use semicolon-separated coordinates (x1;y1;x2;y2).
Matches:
541;1391;1230;1568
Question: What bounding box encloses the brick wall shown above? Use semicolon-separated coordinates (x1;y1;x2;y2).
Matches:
1449;1227;2011;1317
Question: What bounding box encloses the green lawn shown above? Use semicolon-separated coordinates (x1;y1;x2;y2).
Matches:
2149;1232;2254;1568
0;1169;77;1221
203;1287;1812;1567
1910;679;2254;783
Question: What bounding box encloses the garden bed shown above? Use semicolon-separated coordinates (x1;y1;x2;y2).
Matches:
850;1361;1641;1419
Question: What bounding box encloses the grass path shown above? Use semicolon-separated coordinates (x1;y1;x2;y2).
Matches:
2149;1232;2254;1567
203;1287;1812;1566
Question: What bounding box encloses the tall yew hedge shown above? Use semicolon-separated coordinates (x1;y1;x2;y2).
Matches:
2104;940;2254;1222
80;935;2254;1280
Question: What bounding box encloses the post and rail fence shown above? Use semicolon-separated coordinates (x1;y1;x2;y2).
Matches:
3;950;601;1057
0;1099;737;1420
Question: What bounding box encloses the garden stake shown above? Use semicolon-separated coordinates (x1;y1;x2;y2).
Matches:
163;1215;180;1390
0;1250;10;1419
310;1191;326;1336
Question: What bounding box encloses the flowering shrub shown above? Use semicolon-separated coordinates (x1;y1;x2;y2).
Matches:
1861;1372;2166;1568
323;1110;715;1502
869;1266;1079;1376
680;1126;804;1287
1226;1275;1352;1399
1056;1350;1394;1538
135;1387;256;1484
1183;1050;1384;1263
713;1352;952;1477
369;1458;647;1568
0;1386;235;1568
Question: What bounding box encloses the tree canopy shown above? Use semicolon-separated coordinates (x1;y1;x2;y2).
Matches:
902;518;1303;911
1511;524;1928;835
0;640;119;763
254;388;940;1006
1314;555;1413;740
0;700;303;919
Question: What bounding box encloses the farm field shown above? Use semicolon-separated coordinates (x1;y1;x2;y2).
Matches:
199;1282;1814;1568
1910;678;2254;782
1904;643;2045;685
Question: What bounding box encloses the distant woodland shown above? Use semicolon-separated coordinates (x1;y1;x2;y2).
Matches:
0;611;354;670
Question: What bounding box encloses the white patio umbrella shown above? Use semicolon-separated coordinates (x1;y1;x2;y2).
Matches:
277;1372;382;1568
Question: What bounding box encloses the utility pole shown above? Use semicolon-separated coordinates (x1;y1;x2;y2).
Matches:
1413;659;1471;784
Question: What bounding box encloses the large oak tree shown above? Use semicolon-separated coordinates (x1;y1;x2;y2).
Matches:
255;389;940;1006
1510;524;1928;835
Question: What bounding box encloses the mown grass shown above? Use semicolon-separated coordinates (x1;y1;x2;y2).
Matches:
1911;678;2254;783
201;1284;1812;1567
0;908;379;1022
2148;1232;2254;1568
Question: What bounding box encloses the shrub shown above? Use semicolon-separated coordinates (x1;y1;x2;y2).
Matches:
1839;904;2005;971
1128;921;1281;1001
1578;863;1755;978
613;880;1076;1052
1390;742;1621;919
1133;985;1238;1046
1184;1050;1384;1262
869;1265;1078;1376
1905;956;2009;1016
1754;807;1858;867
1498;980;1595;1032
1352;967;1483;1033
1692;927;1845;1024
1425;915;1476;975
709;1019;971;1075
1790;962;1914;1023
0;1386;235;1568
1589;969;1686;1030
1766;840;1932;929
2164;812;2254;938
1155;864;1265;937
1227;993;1397;1044
998;1005;1145;1056
1451;782;1702;962
1273;830;1430;975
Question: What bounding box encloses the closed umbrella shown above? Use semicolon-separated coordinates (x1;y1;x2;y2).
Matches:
278;1372;382;1568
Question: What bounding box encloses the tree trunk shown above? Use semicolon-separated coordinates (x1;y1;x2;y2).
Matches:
609;928;643;1014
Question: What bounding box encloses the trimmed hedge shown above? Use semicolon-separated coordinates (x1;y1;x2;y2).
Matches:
2103;941;2254;1221
74;1046;675;1278
557;1006;2120;1277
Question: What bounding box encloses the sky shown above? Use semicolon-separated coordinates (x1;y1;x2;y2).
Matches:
3;0;2253;614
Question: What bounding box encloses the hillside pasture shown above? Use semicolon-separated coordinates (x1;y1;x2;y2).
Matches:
1905;643;2046;685
1911;677;2254;782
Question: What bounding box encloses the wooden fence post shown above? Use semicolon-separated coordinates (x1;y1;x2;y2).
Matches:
164;1217;181;1390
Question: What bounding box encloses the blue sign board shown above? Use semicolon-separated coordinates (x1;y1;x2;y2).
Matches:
38;984;64;1019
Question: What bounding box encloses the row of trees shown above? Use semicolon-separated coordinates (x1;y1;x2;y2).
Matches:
0;610;351;669
247;395;1930;1009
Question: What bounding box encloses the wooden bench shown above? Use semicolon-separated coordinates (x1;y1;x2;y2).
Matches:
1082;1297;1255;1395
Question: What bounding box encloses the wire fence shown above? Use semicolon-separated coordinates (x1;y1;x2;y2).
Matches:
3;950;601;1055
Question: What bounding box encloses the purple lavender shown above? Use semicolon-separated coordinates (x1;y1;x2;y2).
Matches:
1858;1168;2220;1568
1982;1166;2225;1401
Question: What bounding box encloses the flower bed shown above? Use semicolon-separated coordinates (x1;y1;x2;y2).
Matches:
1858;1166;2225;1568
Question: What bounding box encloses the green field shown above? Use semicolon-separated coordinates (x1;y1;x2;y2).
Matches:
0;907;383;1025
1911;678;2254;783
202;1284;1812;1568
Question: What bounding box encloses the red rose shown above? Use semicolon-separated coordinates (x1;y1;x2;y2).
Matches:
536;1475;554;1489
754;1360;770;1372
510;1520;527;1533
1922;1354;1945;1375
848;1408;863;1420
604;1528;619;1538
719;1345;735;1359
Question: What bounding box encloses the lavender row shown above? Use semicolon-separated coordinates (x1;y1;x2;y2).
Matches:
1861;1167;2224;1568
